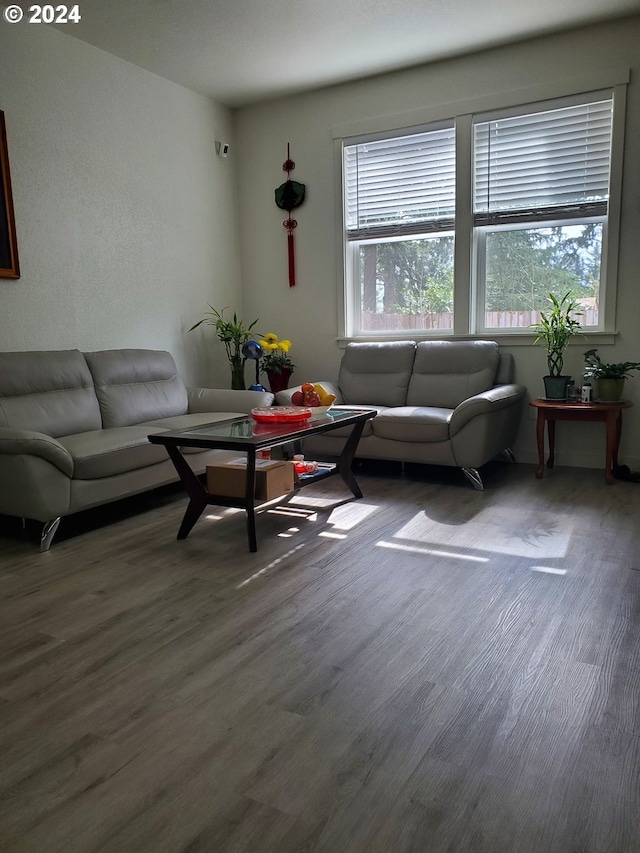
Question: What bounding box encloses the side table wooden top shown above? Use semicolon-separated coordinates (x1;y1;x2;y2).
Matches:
529;398;632;412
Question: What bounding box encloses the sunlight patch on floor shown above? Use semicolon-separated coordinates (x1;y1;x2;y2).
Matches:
236;542;307;588
531;565;568;575
326;502;379;531
287;494;344;508
376;540;489;562
393;508;573;559
205;506;246;521
267;506;317;521
277;526;300;538
204;507;248;523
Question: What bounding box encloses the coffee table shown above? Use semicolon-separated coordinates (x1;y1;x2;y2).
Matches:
148;408;376;551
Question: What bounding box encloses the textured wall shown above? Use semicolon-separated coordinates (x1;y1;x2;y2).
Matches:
0;22;241;387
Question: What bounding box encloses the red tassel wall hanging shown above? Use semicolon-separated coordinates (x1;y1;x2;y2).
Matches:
274;144;305;287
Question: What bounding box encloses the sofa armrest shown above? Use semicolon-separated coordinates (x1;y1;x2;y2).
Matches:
187;387;274;414
275;381;344;406
0;427;74;476
449;384;526;436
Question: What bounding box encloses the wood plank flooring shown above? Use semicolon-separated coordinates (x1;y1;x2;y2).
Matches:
1;461;639;852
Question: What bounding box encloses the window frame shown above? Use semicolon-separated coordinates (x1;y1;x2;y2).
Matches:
335;73;628;345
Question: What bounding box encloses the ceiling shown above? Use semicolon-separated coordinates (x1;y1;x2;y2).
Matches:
47;0;640;107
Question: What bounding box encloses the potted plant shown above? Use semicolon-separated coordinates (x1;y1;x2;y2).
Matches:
189;306;259;390
531;292;583;399
583;349;640;402
258;333;295;393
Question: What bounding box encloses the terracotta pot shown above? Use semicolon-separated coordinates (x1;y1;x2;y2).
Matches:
266;366;293;394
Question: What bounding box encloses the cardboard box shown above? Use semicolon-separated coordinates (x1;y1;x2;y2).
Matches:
206;458;295;501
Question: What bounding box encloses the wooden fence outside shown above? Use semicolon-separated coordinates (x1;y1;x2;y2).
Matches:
362;308;598;332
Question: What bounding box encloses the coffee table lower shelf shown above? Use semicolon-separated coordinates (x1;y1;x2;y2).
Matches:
203;461;338;523
181;459;347;552
294;461;337;485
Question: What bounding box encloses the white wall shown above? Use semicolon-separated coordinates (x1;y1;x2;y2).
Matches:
236;16;640;470
0;22;242;387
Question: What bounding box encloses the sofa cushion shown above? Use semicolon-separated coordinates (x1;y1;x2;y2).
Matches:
58;426;170;479
84;349;188;429
406;341;499;409
0;350;102;437
338;342;416;407
372;407;452;443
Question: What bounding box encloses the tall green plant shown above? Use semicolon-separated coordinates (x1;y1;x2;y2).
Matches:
189;306;259;389
531;292;583;377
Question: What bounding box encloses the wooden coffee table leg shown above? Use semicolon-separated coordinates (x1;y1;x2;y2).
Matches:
177;497;207;539
245;450;258;552
164;445;208;539
338;421;366;497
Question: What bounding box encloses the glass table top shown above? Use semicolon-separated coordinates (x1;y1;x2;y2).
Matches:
180;409;369;442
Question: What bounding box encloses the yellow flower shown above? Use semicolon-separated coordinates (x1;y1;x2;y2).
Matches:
258;332;295;375
259;333;291;353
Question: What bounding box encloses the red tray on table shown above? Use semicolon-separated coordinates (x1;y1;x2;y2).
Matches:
251;406;312;424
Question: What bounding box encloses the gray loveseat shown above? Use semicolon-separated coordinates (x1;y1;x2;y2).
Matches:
0;348;273;550
278;340;526;490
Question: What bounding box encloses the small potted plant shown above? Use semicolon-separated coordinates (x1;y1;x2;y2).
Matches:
583;349;640;402
259;333;295;393
189;306;259;390
531;292;583;399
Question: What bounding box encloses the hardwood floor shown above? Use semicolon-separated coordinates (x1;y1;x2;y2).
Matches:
1;462;639;852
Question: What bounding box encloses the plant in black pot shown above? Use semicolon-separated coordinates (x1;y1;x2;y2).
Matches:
583;349;640;402
531;292;583;399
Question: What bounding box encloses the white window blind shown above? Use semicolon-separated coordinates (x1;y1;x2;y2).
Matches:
474;98;613;225
344;127;456;239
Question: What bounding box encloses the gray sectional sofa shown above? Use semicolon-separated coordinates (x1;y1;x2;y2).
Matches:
277;340;526;490
0;348;273;550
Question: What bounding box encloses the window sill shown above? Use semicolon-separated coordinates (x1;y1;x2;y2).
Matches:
337;331;617;348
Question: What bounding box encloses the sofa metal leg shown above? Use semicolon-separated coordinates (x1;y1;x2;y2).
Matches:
40;517;61;552
503;447;516;464
461;467;484;491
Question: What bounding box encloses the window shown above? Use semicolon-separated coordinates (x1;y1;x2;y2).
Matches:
344;125;456;335
473;98;612;331
341;85;623;339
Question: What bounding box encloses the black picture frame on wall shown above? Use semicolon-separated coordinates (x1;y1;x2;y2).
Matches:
0;110;20;279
